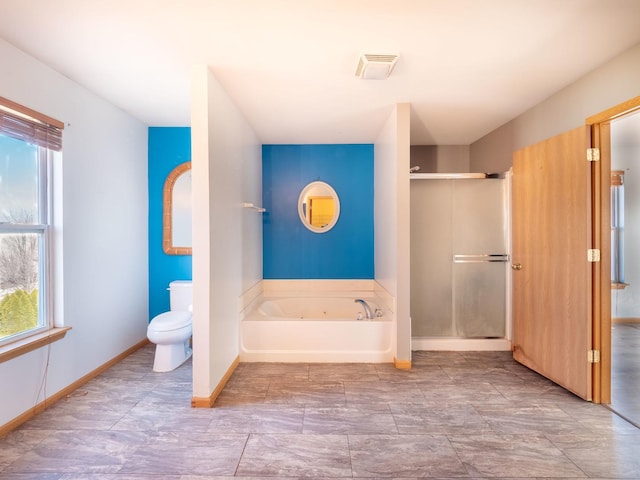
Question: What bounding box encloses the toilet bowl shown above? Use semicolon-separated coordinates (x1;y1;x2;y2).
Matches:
147;280;193;372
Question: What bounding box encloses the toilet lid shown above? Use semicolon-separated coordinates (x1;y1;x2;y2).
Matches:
148;311;192;332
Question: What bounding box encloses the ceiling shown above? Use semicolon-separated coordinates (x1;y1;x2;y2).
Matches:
1;0;639;145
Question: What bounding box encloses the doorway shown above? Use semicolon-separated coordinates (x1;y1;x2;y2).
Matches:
509;96;640;407
608;109;640;426
587;96;640;409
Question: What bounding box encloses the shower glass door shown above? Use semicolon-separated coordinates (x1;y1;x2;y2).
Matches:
410;177;507;338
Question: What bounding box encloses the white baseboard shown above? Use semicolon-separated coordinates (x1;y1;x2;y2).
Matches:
412;337;512;351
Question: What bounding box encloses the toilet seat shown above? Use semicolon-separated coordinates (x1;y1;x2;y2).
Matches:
148;311;191;332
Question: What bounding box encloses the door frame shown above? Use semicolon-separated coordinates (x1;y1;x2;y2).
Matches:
587;96;640;404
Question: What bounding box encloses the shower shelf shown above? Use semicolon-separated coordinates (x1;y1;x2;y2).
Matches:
410;173;504;180
243;202;266;213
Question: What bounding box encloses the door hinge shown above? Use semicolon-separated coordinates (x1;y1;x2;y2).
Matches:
587;148;600;162
588;350;600;363
587;249;601;262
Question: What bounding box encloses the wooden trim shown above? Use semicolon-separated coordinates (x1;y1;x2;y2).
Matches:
0;338;149;436
0;327;71;364
0;96;64;130
591;123;603;404
586;97;640;125
162;161;192;255
590;121;612;405
611;282;629;290
394;358;411;370
192;356;240;408
612;317;640;324
611;170;624;187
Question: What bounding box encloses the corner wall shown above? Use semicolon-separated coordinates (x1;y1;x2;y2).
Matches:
374;103;411;363
0;38;148;428
191;65;262;401
471;43;640;172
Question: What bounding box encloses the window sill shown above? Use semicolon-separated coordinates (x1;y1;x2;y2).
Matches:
0;327;71;364
612;282;630;290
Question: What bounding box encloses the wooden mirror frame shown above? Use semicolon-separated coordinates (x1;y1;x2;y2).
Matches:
163;161;192;255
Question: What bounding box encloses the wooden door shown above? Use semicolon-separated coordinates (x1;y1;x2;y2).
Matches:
512;126;593;400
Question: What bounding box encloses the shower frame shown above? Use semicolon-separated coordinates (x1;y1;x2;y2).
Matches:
409;171;513;351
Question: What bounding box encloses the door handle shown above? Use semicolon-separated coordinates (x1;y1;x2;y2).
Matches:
511;263;522;270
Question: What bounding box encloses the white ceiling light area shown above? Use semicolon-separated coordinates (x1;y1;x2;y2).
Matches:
355;54;400;80
0;0;639;145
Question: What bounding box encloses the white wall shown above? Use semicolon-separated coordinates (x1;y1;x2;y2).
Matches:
471;43;640;173
0;38;148;427
374;103;411;362
191;65;261;400
410;145;471;173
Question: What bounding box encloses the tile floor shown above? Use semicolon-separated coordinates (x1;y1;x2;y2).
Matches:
610;321;640;427
1;344;640;479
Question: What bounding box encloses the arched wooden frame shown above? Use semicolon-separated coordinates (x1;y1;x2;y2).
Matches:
163;161;192;255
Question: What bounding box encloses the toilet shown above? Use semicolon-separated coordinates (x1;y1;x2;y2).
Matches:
147;280;193;372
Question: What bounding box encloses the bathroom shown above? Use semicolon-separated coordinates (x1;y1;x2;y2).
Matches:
1;2;639;434
150;132;512;359
149;133;398;371
151;75;510;404
147;66;639;409
147;80;416;404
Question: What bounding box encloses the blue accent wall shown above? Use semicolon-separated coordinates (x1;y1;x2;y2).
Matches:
262;144;374;279
148;127;192;320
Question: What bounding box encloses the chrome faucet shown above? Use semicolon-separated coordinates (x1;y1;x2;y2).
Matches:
354;299;373;320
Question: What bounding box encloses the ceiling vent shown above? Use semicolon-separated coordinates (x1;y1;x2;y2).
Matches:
355;53;399;80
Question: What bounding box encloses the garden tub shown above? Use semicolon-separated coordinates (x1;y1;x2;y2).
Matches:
240;295;393;363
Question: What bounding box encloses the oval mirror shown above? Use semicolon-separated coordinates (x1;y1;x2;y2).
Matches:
297;181;340;233
163;161;192;255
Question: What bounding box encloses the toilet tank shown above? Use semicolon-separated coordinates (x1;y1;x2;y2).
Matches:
169;280;193;312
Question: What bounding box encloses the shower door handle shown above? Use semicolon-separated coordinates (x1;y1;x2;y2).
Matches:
511;263;522;270
453;254;509;263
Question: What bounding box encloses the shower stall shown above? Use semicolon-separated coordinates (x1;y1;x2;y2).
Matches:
410;173;511;350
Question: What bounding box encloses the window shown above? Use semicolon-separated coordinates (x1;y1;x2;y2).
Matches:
611;170;627;289
0;97;63;348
